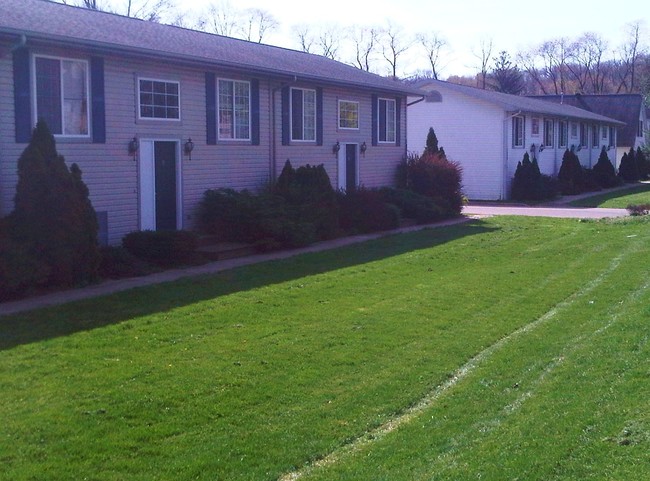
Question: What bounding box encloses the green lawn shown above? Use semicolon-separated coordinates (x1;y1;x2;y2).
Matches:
569;182;650;207
2;216;649;481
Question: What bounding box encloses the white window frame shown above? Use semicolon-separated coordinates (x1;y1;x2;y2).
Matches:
543;118;554;147
531;118;540;137
290;87;317;142
217;78;251;141
512;115;525;148
338;100;359;130
559;121;568;148
32;54;90;138
591;124;599;148
579;122;587;147
602;126;608;140
570;122;578;138
378;97;396;143
138;77;181;121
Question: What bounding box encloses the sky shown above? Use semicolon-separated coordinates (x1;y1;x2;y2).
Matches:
180;0;648;78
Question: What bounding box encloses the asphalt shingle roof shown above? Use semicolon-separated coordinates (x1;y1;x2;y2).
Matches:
412;79;624;125
529;94;644;146
0;0;417;95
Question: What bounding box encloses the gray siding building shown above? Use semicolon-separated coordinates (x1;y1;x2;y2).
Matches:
0;0;416;244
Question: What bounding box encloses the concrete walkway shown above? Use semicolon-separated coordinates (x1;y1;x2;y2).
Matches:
463;205;628;219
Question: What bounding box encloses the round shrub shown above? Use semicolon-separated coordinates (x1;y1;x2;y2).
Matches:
406;152;463;216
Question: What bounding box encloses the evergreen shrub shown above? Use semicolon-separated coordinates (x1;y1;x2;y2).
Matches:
636;147;649;180
558;149;585;194
592;146;621;188
378;187;445;223
9;120;99;288
618;149;639;182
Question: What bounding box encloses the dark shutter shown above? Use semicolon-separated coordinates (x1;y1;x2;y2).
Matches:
13;48;32;143
371;94;378;146
90;57;106;144
395;97;401;146
316;87;323;146
251;79;260;145
281;86;290;146
205;73;216;145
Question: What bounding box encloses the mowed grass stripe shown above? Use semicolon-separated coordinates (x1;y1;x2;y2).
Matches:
299;228;650;480
280;234;642;480
1;217;648;481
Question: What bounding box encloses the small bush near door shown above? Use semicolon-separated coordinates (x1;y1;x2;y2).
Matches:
122;230;198;266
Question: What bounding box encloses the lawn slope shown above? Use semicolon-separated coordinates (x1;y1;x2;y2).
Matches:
1;216;649;481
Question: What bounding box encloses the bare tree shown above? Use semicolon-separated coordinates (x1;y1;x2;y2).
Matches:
517;50;549;94
417;32;447;80
54;0;174;21
201;1;240;37
239;8;278;43
472;38;493;88
380;22;412;79
566;33;608;93
350;26;379;71
293;24;315;53
615;20;647;93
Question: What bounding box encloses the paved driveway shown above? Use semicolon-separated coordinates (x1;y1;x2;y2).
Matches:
463;205;628;219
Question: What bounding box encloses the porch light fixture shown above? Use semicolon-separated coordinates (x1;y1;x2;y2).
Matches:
333;141;341;155
128;137;139;157
360;141;367;155
529;143;536;154
184;138;195;160
539;144;545;152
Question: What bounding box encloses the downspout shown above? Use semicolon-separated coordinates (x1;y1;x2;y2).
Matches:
503;111;522;200
11;34;27;51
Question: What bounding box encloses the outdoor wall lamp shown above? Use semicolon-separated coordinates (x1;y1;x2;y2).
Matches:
539;144;545;152
360;141;367;155
184;138;195;160
333;141;340;155
128;136;139;157
530;143;536;154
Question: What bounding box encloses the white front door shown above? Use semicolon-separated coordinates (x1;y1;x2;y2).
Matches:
337;143;358;191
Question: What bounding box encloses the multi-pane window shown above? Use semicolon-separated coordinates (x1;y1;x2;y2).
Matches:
218;79;250;140
34;56;89;136
531;118;540;136
602;126;608;140
291;88;316;141
378;98;396;143
591;124;599;148
338;100;359;129
579;123;587;147
139;78;180;120
559;121;568;147
609;127;616;147
512;116;525;148
543;119;554;147
570;122;578;138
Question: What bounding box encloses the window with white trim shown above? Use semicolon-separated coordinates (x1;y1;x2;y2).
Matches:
378;98;396;143
570;122;578;138
338;100;359;129
543;119;554;147
138;78;180;120
34;55;89;136
291;87;316;141
602;126;608;140
579;123;587;147
218;79;250;140
531;118;540;136
591;124;599;148
512;115;525;148
559;121;568;147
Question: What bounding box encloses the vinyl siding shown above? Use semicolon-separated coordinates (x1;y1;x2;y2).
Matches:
408;87;505;200
1;39;407;244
